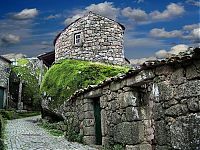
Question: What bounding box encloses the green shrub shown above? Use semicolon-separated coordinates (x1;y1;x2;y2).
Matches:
0;114;5;149
113;144;124;150
0;110;15;120
10;58;42;110
41;59;129;108
38;121;64;137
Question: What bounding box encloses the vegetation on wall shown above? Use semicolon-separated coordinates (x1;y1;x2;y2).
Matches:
41;59;129;108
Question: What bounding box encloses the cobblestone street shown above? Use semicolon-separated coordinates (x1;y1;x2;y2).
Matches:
4;116;97;150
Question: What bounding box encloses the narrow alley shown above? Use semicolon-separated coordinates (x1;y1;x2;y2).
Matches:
4;116;96;150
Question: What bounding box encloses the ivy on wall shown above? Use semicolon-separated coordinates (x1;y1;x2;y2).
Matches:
41;59;129;108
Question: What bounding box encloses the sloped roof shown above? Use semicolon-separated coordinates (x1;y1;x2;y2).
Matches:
63;47;200;102
0;55;11;63
37;51;55;67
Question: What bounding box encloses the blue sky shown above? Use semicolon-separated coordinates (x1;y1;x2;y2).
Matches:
0;0;199;60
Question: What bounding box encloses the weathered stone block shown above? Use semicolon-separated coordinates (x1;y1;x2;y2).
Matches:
83;119;95;127
83;98;92;104
155;146;169;150
84;111;94;119
111;112;121;124
154;120;168;145
125;144;152;150
153;103;164;120
84;89;102;98
110;81;121;91
119;91;139;108
165;104;188;116
169;113;200;150
155;65;173;76
157;82;174;101
187;97;199;112
175;80;200;99
83;103;93;112
126;70;155;87
114;122;145;145
100;96;108;108
83;126;95;136
126;107;141;121
186;64;200;80
83;136;96;144
101;110;108;136
170;68;186;85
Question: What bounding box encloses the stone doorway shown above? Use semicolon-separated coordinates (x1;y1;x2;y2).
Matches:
0;87;4;109
93;97;102;145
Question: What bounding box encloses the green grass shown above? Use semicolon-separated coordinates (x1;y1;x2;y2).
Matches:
17;58;29;66
0;110;40;120
38;122;64;137
15;111;41;119
41;59;129;108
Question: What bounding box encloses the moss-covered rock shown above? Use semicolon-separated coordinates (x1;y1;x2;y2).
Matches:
41;59;129;108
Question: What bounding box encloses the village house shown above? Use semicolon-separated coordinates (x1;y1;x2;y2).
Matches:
0;56;11;109
38;12;129;67
40;12;200;150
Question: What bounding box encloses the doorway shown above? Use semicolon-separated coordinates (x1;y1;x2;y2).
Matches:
0;88;4;109
93;97;102;145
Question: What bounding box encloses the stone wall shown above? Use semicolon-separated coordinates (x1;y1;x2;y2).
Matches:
0;57;11;108
43;50;200;149
0;58;10;88
55;12;127;65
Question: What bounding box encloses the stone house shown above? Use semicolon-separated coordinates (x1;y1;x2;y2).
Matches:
54;12;129;65
42;47;200;150
0;56;11;109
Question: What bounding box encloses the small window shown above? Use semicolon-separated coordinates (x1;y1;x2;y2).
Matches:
74;33;81;45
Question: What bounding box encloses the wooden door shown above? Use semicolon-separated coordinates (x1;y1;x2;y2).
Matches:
93;98;102;145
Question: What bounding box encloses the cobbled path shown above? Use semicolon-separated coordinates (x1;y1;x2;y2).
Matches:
4;116;97;150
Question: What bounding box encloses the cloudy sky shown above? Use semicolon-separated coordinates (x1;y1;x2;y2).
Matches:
0;0;199;59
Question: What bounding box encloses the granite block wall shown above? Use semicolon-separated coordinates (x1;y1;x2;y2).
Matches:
42;56;200;149
55;12;127;65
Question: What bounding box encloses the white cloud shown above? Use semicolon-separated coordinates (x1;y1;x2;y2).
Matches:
155;49;169;58
130;56;156;65
183;23;200;30
12;8;38;20
191;28;200;39
45;14;61;20
150;3;185;20
85;2;119;20
1;34;20;45
121;7;148;22
64;2;119;25
186;0;200;7
131;44;190;64
64;14;84;25
170;44;189;55
136;0;144;3
150;28;182;38
2;53;26;60
155;44;189;58
182;27;200;43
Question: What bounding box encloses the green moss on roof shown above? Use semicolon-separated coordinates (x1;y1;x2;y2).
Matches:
41;59;129;108
17;58;29;66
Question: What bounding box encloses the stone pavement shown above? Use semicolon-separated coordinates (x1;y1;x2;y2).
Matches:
4;116;97;150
